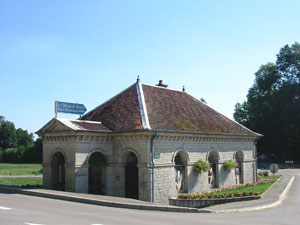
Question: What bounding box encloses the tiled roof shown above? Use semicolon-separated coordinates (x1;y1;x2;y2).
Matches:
142;84;256;135
81;84;143;131
80;81;259;136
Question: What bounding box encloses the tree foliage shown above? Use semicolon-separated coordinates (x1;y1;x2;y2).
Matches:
0;116;42;163
234;43;300;161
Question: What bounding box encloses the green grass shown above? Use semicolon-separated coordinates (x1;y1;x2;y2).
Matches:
0;163;42;176
179;177;279;199
260;175;281;180
0;177;42;187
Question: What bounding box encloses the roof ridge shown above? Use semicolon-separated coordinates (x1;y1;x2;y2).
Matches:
136;80;151;129
71;119;103;124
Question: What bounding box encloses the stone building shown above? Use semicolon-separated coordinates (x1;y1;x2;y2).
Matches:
37;79;261;204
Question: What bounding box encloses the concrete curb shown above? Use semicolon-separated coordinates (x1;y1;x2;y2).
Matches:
211;175;295;213
260;175;282;198
0;186;211;213
0;175;294;213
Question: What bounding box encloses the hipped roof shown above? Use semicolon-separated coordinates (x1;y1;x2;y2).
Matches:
78;80;260;137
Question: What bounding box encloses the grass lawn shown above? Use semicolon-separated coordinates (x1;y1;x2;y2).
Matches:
260;175;281;180
0;163;42;176
178;177;279;199
0;177;42;187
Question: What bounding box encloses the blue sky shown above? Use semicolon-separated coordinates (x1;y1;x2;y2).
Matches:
0;0;299;136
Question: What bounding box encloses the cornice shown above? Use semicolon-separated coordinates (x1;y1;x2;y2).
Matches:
42;131;256;143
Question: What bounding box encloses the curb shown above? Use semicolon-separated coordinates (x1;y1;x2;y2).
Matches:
0;186;211;213
211;175;295;213
0;175;294;214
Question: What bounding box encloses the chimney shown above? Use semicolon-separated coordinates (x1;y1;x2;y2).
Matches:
156;80;168;88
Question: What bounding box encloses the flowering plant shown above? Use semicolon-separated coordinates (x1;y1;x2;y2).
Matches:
223;159;237;171
193;159;210;173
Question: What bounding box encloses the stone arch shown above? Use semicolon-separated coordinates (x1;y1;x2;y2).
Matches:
234;150;244;184
125;151;139;199
88;151;107;195
119;148;141;164
119;148;140;200
207;150;219;188
171;149;190;163
173;150;188;194
206;149;220;162
50;150;66;191
49;149;67;164
87;148;110;165
233;149;244;161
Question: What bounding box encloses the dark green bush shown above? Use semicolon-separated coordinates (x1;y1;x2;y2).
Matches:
194;159;210;172
223;159;237;171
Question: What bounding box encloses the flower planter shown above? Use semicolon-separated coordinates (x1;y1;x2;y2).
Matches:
169;195;260;208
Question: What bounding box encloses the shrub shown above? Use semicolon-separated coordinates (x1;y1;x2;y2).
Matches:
263;171;269;176
194;159;210;173
234;192;242;197
242;191;248;196
223;159;237;171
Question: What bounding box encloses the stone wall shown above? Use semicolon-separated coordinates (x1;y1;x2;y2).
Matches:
151;132;257;204
42;130;257;204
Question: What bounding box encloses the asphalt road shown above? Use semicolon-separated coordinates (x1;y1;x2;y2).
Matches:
0;169;299;225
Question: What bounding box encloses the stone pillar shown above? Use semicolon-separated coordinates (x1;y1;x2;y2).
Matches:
65;163;75;192
43;163;51;189
74;165;88;193
106;164;114;196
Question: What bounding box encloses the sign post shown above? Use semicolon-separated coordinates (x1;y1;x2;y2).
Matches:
55;101;87;117
269;163;279;177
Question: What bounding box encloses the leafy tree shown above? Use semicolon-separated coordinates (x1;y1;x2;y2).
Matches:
234;43;300;161
23;138;43;163
0;116;40;163
0;119;17;149
0;147;2;161
16;128;34;148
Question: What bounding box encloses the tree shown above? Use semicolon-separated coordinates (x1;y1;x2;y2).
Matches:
0;116;39;163
234;42;300;161
0;119;17;149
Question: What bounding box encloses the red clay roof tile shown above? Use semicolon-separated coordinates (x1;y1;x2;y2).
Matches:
80;81;258;136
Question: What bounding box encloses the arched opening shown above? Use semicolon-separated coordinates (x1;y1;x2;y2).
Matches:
88;152;107;195
125;152;139;199
51;152;65;191
174;152;188;193
208;151;219;188
235;150;244;184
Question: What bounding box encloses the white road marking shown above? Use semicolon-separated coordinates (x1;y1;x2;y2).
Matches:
24;223;45;225
0;206;12;210
91;224;104;225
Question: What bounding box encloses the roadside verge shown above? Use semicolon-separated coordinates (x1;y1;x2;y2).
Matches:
0;175;294;213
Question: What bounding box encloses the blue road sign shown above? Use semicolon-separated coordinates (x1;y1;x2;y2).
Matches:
55;101;87;115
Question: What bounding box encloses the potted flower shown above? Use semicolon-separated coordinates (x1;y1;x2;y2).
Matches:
193;159;210;173
223;159;237;171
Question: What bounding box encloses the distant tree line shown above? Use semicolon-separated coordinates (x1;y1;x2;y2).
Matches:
0;116;42;163
234;43;300;162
